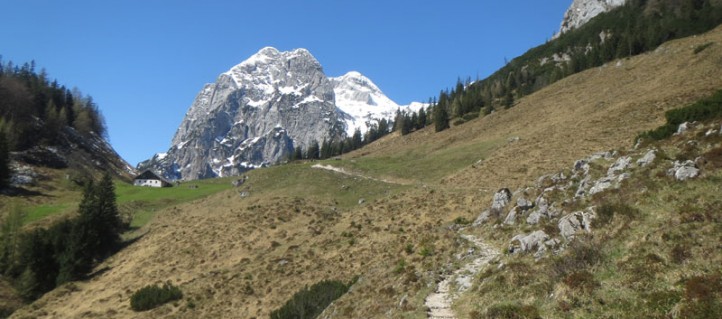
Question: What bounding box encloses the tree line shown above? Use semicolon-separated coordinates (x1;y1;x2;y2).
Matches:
0;174;123;301
0;57;107;152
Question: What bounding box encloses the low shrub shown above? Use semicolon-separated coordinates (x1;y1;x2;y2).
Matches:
270;279;352;319
562;271;599;293
485;303;541;319
130;282;183;312
639;89;722;141
694;42;714;54
680;274;722;318
551;237;604;278
594;202;640;227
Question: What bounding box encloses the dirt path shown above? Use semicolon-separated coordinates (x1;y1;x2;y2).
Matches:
311;164;410;185
425;234;498;319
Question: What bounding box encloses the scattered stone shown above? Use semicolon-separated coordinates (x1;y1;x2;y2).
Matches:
510;230;549;254
516;197;534;212
667;160;699;181
636;149;657;167
589;176;614;196
503;207;519;225
239;191;250;198
490;188;512;215
558;208;596;241
607;156;631;176
507;136;520;143
575;175;591;198
705;129;717;137
573;159;589;172
358;198;366;205
472;210;491;226
676;122;690;135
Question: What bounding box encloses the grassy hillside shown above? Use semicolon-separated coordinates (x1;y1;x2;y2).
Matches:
8;24;722;319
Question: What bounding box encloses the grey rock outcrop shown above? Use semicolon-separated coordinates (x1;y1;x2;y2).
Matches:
557;0;627;36
503;206;519;225
491;188;512;215
510;230;552;258
667;160;699;181
142;48;346;180
636;149;657;167
559;209;596;241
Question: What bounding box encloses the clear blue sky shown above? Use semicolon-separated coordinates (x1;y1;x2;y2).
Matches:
0;0;571;166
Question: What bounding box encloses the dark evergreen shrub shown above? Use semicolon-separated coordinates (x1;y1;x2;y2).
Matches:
270;280;351;319
130;282;183;312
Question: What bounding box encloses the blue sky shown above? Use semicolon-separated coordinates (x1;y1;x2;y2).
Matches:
0;0;571;166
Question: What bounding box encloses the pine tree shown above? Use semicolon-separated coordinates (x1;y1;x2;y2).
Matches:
433;105;449;132
351;129;363;150
306;140;320;160
417;108;427;130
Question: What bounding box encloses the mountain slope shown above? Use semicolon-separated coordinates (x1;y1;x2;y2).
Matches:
13;24;722;319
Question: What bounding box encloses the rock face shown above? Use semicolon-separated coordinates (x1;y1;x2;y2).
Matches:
557;0;627;36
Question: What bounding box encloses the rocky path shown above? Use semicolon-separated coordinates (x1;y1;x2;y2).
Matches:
425;234;498;319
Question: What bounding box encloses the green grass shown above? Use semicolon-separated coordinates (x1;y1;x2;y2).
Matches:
22;204;71;224
115;177;234;228
243;162;407;210
335;139;500;183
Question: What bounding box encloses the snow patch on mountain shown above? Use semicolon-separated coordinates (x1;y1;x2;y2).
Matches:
331;71;425;135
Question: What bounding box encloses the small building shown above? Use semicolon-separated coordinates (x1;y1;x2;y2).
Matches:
133;170;172;188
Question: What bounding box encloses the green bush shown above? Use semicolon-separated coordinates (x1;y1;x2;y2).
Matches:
270;279;352;319
641;90;722;141
130;282;183;312
694;42;714;54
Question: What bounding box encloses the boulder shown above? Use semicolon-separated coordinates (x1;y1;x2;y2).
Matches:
667;160;699;181
588;176;614;196
676;122;690;135
526;196;553;224
636;149;657;167
558;208;595;241
607;156;631;176
472;210;491;226
503;206;519;225
516;197;534;211
510;230;549;254
490;188;512;215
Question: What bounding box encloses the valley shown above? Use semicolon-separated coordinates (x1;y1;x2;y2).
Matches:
4;23;722;318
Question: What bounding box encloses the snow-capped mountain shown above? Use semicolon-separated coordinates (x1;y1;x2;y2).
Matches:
556;0;626;37
332;71;425;136
140;47;423;180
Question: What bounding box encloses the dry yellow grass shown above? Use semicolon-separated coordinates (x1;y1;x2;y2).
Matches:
9;25;722;319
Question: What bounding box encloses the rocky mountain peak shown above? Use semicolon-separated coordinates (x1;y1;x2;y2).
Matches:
141;48;424;181
557;0;626;37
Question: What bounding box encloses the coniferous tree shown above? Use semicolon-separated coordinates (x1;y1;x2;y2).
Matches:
293;146;303;161
433;105;449;132
351;128;363;150
417;108;427;130
306;140;320;160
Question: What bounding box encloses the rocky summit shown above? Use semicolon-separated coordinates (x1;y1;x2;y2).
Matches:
557;0;626;36
140;47;420;181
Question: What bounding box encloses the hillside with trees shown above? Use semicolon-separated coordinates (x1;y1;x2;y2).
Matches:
423;0;722;131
